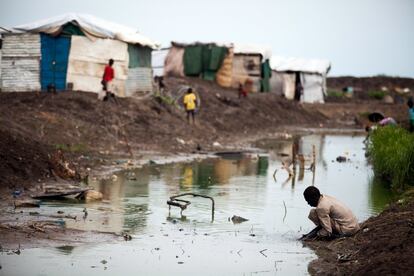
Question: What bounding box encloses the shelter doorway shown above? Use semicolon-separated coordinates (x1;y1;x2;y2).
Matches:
294;72;302;101
40;34;71;91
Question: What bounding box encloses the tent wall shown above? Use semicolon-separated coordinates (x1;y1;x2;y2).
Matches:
231;54;262;92
66;35;128;96
300;73;325;103
282;73;296;100
151;48;169;77
269;71;284;96
216;47;233;88
183;44;227;81
164;46;185;77
126;44;153;95
0;33;41;92
126;67;152;96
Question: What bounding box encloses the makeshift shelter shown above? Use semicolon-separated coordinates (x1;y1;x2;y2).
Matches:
164;42;229;83
270;56;331;103
1;13;159;96
163;42;272;93
232;44;272;93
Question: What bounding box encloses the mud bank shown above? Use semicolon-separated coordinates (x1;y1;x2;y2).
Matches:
305;196;414;275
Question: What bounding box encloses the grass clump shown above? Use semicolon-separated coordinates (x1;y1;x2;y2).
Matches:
327;90;343;98
368;90;386;100
368;126;414;191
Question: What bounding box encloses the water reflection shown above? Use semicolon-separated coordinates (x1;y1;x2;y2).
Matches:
7;134;395;276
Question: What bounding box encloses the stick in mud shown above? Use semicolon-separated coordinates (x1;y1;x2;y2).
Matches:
259;249;268;257
283;200;287;222
273;168;277;182
312;144;316;185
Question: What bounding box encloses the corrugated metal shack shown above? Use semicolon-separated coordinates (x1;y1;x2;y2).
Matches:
0;33;41;92
0;13;159;96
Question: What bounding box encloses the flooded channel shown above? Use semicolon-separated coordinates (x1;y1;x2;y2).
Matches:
1;134;394;276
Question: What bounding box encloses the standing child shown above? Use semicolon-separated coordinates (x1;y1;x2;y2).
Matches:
183;87;197;124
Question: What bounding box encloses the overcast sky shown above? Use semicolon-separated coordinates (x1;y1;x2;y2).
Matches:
0;0;413;77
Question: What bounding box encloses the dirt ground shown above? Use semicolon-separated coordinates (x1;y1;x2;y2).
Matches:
0;76;413;272
305;197;414;275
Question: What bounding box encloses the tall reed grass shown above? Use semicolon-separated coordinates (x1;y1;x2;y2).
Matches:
368;126;414;190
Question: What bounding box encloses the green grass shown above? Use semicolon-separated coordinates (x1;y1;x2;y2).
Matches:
153;93;176;106
368;126;414;191
327;90;344;98
368;90;386;100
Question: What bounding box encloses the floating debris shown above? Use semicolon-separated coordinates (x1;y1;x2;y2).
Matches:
231;215;249;224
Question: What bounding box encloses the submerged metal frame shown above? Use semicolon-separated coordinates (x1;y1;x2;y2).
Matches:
167;193;215;222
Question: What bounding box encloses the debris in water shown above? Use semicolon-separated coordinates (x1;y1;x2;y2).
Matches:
122;232;132;241
260;249;268;257
83;208;88;220
336;156;347;162
231;215;249;224
167;193;215;221
100;260;107;264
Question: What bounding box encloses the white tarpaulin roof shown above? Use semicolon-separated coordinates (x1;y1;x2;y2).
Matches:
13;13;159;49
270;56;331;75
233;43;272;60
171;41;232;48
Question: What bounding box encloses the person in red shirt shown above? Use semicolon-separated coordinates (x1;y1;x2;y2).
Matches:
101;59;116;101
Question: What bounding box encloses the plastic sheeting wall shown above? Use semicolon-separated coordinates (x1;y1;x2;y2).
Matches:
0;33;41;92
231;54;262;93
164;46;185;77
283;73;296;100
66;35;128;96
125;67;153;96
300;73;325;103
151;49;169;77
269;71;284;96
216;47;233;88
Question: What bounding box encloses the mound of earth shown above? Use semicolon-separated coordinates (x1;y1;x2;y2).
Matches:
0;76;409;193
306;198;414;275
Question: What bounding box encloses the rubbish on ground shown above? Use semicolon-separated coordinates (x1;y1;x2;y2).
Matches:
14;199;41;208
32;184;92;199
176;138;186;145
77;190;103;202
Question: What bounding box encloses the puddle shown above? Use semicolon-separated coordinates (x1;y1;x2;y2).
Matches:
1;134;394;275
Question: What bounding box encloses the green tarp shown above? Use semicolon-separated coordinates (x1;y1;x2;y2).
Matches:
184;46;203;76
128;44;152;68
260;59;272;92
183;44;227;80
61;23;85;36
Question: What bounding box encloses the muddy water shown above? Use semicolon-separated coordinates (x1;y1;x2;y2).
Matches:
1;134;394;276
